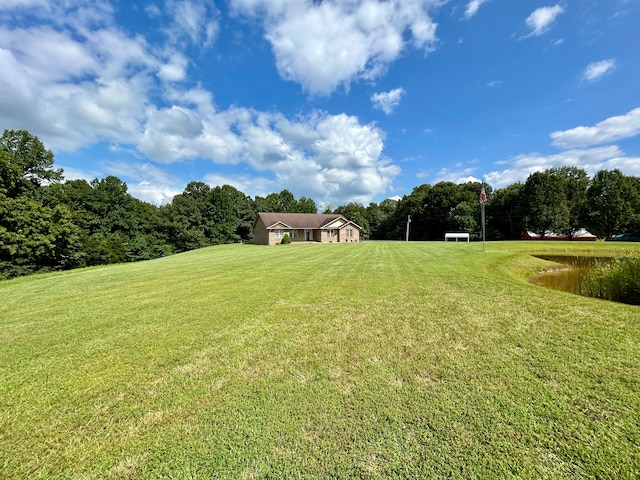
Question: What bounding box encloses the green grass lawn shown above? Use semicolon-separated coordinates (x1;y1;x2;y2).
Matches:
1;241;639;479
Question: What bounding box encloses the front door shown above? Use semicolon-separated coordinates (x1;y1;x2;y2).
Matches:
305;229;312;241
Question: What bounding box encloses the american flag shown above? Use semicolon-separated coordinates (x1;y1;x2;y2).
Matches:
479;185;487;204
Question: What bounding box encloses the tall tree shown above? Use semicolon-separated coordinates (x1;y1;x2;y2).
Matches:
0;192;83;278
297;196;318;214
89;176;138;235
629;176;640;234
586;169;640;238
163;183;210;251
423;182;461;240
333;203;370;238
219;185;257;241
448;202;478;234
453;181;487;239
549;166;589;238
208;186;243;244
522;171;570;238
367;198;398;240
0;129;63;197
255;190;318;214
487;183;525;240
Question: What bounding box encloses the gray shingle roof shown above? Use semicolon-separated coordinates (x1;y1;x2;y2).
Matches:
257;212;350;229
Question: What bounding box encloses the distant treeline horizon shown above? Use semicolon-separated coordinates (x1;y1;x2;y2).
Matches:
2;129;639;279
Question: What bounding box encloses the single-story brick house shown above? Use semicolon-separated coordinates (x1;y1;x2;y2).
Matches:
253;212;361;245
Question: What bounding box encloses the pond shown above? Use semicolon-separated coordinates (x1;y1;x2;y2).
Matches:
530;255;608;295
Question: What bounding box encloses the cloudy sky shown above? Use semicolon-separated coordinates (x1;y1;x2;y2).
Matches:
1;0;639;206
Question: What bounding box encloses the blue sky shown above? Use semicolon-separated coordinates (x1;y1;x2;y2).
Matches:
1;0;639;207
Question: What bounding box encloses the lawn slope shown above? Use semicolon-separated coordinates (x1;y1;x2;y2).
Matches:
1;242;639;478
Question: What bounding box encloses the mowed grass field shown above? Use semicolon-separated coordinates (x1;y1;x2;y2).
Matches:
1;241;639;479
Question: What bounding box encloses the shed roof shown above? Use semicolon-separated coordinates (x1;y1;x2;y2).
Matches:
256;212;359;230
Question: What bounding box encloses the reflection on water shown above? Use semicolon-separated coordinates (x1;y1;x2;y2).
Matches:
531;255;608;294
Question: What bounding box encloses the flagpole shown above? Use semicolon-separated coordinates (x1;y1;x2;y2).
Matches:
479;181;487;252
481;200;486;252
405;215;411;241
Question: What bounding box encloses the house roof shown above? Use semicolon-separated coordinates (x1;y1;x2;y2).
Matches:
522;229;597;240
256;212;360;230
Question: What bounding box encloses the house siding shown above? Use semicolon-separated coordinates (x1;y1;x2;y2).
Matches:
253;217;271;245
342;227;360;243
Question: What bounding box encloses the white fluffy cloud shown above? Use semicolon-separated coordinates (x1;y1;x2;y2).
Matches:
524;5;564;37
485;112;640;188
371;88;405;115
550;107;640;149
435;166;479;184
0;0;401;205
469;109;640;190
231;0;438;95
0;1;157;150
464;0;489;19
155;0;220;48
158;54;189;82
581;59;616;82
486;145;640;188
233;111;400;205
481;140;640;190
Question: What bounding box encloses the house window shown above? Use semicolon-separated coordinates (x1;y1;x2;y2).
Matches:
274;229;284;239
346;229;354;238
327;229;335;238
291;230;298;239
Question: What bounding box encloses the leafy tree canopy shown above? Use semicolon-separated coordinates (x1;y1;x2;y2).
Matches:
0;129;63;197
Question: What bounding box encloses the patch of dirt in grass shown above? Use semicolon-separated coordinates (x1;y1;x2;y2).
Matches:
414;372;436;389
109;453;147;479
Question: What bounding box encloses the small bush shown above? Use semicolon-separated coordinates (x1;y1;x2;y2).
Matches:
581;252;640;305
281;234;291;245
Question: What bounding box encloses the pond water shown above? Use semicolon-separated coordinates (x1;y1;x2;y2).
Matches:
530;255;607;295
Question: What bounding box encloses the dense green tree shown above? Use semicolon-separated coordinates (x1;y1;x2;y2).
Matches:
366;199;398;240
124;200;172;260
162;188;209;251
448;201;478;234
455;181;487;239
548;167;589;238
423;182;462;240
487;183;525;240
41;176;171;264
219;185;257;241
276;189;298;212
297;196;318;214
0;130;81;277
0;193;83;277
162;183;256;249
629;176;640;234
332;202;370;238
255;189;315;214
0;129;63;197
586;169;640;238
254;194;277;213
208;186;242;244
89;176;139;235
399;184;431;240
521;171;570;238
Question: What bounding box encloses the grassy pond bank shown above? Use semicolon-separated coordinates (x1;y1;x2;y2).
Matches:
532;251;640;305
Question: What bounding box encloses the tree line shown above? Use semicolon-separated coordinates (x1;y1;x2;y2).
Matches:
2;129;639;278
354;166;640;242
